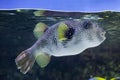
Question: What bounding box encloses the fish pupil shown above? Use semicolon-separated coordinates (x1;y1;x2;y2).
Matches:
65;28;75;39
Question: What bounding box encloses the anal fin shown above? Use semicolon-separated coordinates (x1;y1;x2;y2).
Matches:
35;52;51;68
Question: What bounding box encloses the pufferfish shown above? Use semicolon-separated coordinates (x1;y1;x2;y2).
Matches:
89;76;120;80
89;77;106;80
15;20;106;74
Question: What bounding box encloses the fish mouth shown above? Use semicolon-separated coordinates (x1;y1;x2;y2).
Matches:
100;31;106;40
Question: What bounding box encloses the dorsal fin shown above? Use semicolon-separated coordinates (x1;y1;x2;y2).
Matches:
33;22;48;39
57;22;69;41
33;10;45;16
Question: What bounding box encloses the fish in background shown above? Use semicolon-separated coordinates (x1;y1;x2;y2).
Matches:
15;20;106;74
110;77;120;80
89;76;120;80
89;77;106;80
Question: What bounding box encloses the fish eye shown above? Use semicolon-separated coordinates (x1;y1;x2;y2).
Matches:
65;28;75;40
82;20;93;29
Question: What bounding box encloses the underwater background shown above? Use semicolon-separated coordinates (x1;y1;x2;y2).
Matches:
0;10;120;80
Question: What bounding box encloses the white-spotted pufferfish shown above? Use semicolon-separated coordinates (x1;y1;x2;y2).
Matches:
15;20;106;74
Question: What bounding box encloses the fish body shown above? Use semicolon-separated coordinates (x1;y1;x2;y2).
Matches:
15;20;106;74
31;20;105;56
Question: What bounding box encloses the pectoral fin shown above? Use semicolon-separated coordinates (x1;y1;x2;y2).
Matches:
33;22;48;39
57;22;69;41
35;52;51;68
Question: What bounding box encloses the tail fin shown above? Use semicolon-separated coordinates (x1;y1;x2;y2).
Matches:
15;50;35;74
